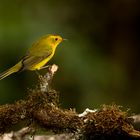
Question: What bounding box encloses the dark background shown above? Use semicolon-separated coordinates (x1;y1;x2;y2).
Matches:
0;0;140;113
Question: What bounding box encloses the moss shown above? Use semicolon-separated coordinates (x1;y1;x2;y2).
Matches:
0;68;140;139
83;104;140;139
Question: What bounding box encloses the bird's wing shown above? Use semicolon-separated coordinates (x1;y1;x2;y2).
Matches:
21;49;52;71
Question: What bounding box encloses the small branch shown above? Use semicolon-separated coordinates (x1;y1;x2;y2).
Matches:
39;64;58;93
0;127;34;140
128;114;140;131
0;129;75;140
34;134;75;140
128;114;140;124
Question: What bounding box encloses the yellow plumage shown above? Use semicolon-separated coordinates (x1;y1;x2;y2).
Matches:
0;34;63;80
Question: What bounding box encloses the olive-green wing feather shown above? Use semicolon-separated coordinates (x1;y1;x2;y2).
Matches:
21;49;52;71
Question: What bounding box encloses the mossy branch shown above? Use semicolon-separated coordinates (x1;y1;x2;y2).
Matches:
0;64;140;140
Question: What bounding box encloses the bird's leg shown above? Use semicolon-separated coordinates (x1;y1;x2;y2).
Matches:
40;65;50;70
35;65;50;77
35;70;40;76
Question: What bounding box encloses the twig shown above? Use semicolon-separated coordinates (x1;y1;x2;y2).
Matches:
0;127;34;140
39;64;58;92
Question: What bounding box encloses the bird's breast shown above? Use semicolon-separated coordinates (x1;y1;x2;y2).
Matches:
34;51;54;70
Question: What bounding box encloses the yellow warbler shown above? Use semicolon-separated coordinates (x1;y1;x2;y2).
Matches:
0;34;63;80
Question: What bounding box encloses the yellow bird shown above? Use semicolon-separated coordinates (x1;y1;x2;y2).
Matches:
0;34;63;80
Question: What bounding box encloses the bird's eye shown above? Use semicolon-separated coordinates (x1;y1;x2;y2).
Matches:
55;38;58;41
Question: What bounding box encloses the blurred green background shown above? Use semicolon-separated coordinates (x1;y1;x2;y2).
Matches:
0;0;140;113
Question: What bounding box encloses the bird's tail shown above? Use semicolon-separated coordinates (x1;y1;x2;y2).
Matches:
0;61;22;80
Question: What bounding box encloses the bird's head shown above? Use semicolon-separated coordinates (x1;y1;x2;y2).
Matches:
44;34;63;48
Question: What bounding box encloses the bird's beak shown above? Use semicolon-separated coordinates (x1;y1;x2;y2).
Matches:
62;38;67;41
